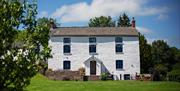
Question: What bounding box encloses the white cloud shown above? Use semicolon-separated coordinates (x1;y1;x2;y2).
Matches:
38;11;48;18
51;0;169;22
136;26;152;34
157;14;169;20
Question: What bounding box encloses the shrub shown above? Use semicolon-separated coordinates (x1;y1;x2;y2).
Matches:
168;70;180;82
78;67;85;76
168;63;180;82
101;73;108;81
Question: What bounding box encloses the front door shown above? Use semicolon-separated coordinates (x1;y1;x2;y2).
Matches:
90;61;96;75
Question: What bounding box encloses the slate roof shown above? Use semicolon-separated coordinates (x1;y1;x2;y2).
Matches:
51;27;139;36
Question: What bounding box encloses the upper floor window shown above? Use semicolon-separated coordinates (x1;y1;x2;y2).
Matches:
63;45;70;53
63;38;71;54
115;37;123;53
116;60;123;69
63;61;70;69
89;45;96;53
89;37;96;54
89;37;96;43
116;44;123;53
63;38;71;43
115;37;123;43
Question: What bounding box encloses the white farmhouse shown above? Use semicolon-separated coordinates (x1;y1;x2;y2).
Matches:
48;21;140;80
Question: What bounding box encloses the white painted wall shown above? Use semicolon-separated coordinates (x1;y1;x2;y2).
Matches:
48;36;140;80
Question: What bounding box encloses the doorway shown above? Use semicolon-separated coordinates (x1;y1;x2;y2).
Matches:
90;61;96;75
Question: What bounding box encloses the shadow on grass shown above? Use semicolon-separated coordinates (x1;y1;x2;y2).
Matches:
1;87;28;91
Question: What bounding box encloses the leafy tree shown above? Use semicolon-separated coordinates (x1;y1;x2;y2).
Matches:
117;13;131;27
151;40;171;80
37;17;59;28
167;47;180;70
168;62;180;82
151;40;170;65
0;0;51;90
36;17;57;74
88;16;115;27
139;33;153;73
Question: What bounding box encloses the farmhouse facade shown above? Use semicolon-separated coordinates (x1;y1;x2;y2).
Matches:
48;21;140;80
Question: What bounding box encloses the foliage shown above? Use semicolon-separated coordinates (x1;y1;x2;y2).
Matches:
88;16;115;27
88;13;132;27
139;35;180;81
151;40;170;65
100;72;108;81
151;40;169;80
78;67;85;76
0;0;51;90
139;33;153;73
117;13;131;27
168;62;180;82
37;17;59;28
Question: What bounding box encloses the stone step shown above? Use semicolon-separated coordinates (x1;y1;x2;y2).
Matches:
87;75;100;81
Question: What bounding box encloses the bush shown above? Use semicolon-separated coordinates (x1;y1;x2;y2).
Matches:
168;63;180;82
168;70;180;82
101;73;108;81
78;67;85;76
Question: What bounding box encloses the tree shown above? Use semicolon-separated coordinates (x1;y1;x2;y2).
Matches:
37;17;59;28
139;33;153;73
0;0;51;90
117;13;131;27
151;40;171;80
167;47;180;70
36;17;57;74
151;40;170;65
88;16;115;27
168;62;180;82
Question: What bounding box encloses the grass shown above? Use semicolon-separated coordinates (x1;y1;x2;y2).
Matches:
26;74;180;91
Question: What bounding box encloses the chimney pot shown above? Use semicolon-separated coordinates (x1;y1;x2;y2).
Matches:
132;17;136;28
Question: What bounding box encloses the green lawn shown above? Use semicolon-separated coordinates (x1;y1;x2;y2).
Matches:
26;74;180;91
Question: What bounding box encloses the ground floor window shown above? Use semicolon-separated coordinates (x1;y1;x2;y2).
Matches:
63;61;70;69
116;60;123;69
124;74;130;80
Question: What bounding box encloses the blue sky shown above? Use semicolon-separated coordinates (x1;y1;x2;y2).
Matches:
37;0;180;48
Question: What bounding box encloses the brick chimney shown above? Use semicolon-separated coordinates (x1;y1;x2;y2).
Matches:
132;17;136;28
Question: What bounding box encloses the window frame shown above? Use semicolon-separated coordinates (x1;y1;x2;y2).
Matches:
89;45;96;53
63;38;71;44
116;44;123;53
115;37;123;43
115;37;123;53
63;61;71;70
116;60;123;69
89;37;96;44
63;45;71;53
